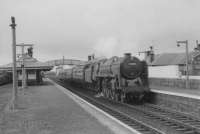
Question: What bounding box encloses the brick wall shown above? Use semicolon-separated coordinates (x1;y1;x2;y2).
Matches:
149;78;200;89
149;92;200;118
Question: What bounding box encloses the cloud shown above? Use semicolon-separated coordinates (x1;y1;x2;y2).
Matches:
1;0;200;65
93;36;141;58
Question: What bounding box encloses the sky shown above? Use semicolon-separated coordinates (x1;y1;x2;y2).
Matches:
0;0;200;65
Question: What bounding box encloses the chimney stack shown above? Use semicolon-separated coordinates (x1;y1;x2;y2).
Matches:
149;46;154;62
88;55;92;61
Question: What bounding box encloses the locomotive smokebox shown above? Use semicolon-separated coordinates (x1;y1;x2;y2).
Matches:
124;53;131;58
120;55;143;80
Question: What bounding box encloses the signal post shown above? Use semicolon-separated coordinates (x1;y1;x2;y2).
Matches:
10;16;17;110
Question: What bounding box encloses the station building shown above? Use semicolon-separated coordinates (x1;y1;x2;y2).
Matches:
0;54;53;85
148;52;200;78
146;50;200;89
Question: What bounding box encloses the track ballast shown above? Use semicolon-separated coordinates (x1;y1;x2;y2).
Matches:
53;78;200;134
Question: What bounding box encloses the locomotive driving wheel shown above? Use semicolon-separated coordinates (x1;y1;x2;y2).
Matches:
120;91;126;103
114;92;120;101
103;79;109;98
109;81;115;100
102;79;106;97
110;89;115;100
107;79;112;99
105;89;109;98
113;77;120;101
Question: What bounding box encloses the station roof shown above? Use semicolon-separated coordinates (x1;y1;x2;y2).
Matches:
0;56;53;71
45;59;85;66
150;51;200;66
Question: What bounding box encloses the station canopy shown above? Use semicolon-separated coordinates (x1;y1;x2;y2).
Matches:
0;55;53;71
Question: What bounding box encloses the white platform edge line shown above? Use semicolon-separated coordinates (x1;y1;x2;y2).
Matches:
151;89;200;100
49;79;141;134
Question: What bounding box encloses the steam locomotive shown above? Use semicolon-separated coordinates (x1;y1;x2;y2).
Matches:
55;53;149;102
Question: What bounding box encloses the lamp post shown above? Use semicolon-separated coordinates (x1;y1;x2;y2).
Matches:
9;17;17;109
177;40;189;89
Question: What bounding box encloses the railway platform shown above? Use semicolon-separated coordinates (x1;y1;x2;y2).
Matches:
150;85;200;118
0;79;139;134
150;85;200;99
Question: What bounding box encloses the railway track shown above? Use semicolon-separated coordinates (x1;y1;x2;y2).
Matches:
142;104;200;132
53;79;200;134
115;101;200;134
54;79;163;134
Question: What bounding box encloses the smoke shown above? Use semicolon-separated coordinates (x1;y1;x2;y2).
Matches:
93;36;141;58
93;37;119;58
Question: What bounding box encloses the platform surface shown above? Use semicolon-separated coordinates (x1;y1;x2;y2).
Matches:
0;81;117;134
150;85;200;99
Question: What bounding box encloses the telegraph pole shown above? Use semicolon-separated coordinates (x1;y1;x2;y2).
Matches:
22;45;25;88
138;46;154;64
185;41;189;88
177;40;189;89
10;16;17;109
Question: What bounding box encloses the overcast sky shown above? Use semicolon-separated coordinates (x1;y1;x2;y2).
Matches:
0;0;200;65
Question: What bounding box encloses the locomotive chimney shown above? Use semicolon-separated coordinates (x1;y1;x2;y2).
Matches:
124;53;131;58
88;55;92;61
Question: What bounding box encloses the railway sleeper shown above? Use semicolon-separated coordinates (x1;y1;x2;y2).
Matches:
157;118;167;122
127;125;145;130
142;132;157;134
134;128;147;131
178;118;193;121
163;122;173;126
128;124;140;127
184;130;198;134
175;127;189;131
191;124;200;127
171;126;182;129
184;122;200;127
183;120;200;124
